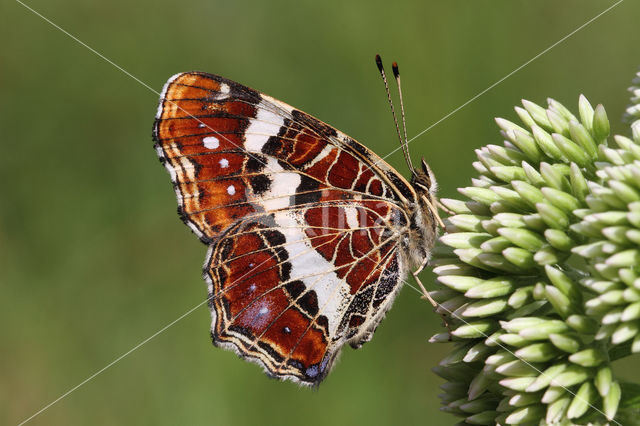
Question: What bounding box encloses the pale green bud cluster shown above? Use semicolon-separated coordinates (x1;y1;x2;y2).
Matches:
431;92;640;424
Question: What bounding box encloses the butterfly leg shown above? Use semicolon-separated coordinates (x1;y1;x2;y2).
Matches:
412;264;452;336
437;200;455;216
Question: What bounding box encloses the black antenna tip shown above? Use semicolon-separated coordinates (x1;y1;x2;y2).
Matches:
375;54;383;72
392;62;399;79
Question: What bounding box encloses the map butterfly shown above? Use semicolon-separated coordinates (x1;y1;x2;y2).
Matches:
152;57;442;385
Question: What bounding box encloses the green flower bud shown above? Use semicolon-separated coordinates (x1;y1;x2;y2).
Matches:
526;363;569;392
566;314;599;334
533;246;564;265
499;376;537;392
461;298;509;318
465;278;514;299
545;265;581;301
546;395;571;424
485;351;516;366
521;161;546;186
508;286;534;309
437;275;484;292
537;202;570;229
595;366;613;396
593;104;610;142
551;365;590;387
603;381;621;420
601;225;632;244
541;187;581;213
497;227;546;252
539;162;570;191
567;381;597;419
476;149;504;170
458;187;501;206
569;162;589;202
508;392;541;408
609;180;640;203
552;133;591;167
505;405;545;425
515;106;536;129
480;236;512;253
578;94;595;132
432;364;479;382
523;99;553;130
476;253;523;273
453;248;488;270
600;145;627;166
451;320;498;339
506;300;546;320
607;248;640;267
544;229;574;251
499;333;529;347
588;211;629;226
514;342;559;362
568;346;607;367
611;321;639;344
495;359;541;377
549;332;581;353
468;370;494;400
463;341;494;363
518;319;569;340
522;213;548;232
439;342;474;366
511;129;543;163
466;410;500;425
502;247;536;269
532;125;564;160
511;180;544;207
440;232;492;249
440;198;476;214
487;144;527;164
491;186;531;211
495;117;530;137
622;301;640;321
545;285;574;317
548;98;578;122
547;109;571;136
569;120;598;159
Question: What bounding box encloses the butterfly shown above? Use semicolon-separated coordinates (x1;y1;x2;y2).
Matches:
152;56;443;386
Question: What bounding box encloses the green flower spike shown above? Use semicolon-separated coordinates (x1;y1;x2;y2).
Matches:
430;71;640;425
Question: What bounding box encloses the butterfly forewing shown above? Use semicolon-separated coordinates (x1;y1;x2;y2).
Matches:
153;72;418;385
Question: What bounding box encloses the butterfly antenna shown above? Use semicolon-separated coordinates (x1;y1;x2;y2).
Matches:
392;61;414;173
375;54;415;174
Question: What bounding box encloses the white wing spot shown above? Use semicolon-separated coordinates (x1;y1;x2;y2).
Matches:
198;123;206;128
219;158;229;168
227;185;236;195
345;206;359;229
203;136;219;150
259;307;269;315
249;284;256;292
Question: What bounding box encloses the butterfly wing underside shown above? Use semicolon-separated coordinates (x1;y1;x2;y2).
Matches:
153;72;418;385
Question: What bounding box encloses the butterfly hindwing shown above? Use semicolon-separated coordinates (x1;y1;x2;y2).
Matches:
153;72;417;385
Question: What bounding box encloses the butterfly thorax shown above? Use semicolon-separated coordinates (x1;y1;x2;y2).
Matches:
405;161;439;271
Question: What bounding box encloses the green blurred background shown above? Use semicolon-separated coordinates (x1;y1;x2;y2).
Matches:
3;0;640;424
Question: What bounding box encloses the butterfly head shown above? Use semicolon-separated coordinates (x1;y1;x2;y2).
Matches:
411;157;437;197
